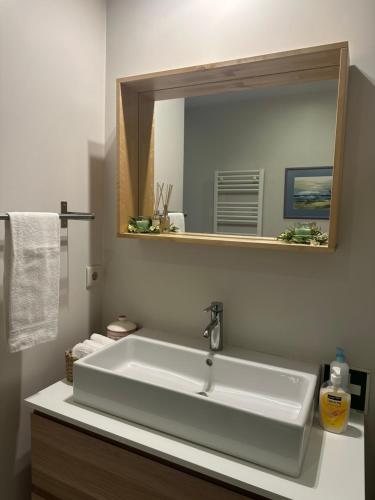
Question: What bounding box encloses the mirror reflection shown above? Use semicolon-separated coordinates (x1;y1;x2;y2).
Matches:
153;80;338;238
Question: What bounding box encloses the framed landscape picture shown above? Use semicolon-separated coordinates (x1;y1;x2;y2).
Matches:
284;166;333;219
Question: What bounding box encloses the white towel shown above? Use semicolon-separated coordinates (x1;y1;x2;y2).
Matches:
4;213;60;353
90;333;114;346
72;337;114;359
169;212;185;232
72;339;100;359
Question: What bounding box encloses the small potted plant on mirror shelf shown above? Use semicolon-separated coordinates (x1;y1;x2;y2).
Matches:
128;216;178;234
128;216;151;233
277;223;328;246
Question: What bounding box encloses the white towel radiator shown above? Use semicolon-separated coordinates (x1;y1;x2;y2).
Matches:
213;169;264;236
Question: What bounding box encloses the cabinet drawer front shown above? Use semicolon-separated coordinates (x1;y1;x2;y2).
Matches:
32;413;262;500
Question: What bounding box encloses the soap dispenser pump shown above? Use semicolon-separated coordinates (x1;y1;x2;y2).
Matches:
331;347;350;390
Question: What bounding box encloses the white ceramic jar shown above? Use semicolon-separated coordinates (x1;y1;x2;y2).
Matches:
106;315;137;340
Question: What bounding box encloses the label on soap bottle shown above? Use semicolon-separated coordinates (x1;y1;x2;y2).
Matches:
320;390;350;432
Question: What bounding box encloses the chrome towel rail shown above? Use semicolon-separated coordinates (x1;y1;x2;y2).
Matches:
0;201;95;228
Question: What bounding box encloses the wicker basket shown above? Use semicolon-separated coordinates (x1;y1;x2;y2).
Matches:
65;350;78;383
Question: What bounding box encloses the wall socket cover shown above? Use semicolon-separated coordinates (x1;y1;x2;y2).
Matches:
86;265;101;289
322;364;370;413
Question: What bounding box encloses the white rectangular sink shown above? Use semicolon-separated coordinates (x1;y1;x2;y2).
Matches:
73;333;317;476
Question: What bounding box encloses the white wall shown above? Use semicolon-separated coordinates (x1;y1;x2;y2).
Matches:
154;99;185;213
0;1;106;498
183;85;336;235
104;1;375;497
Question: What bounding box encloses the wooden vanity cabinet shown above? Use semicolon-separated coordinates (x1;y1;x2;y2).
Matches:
31;412;269;500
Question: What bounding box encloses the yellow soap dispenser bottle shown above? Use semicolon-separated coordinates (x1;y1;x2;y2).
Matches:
319;366;351;434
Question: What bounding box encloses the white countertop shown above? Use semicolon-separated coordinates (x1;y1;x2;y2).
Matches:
26;380;365;500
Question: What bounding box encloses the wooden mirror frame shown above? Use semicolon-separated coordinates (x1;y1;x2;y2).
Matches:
117;42;348;252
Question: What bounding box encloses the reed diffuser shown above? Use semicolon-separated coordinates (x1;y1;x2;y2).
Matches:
153;182;164;227
160;184;173;232
151;182;174;232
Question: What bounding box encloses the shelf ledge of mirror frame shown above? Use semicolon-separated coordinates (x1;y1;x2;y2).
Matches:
119;231;334;252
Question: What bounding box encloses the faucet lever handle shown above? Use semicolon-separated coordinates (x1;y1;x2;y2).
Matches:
203;305;212;313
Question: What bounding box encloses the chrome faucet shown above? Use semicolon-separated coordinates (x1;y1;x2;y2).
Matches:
202;301;223;351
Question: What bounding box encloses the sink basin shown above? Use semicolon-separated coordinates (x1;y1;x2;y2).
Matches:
73;333;317;476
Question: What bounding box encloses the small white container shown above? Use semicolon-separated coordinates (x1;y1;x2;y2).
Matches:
107;315;137;341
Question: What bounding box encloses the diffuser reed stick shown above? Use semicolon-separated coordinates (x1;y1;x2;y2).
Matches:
154;182;164;215
152;183;164;226
160;183;173;232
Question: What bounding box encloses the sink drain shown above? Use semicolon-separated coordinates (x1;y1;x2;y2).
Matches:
197;391;208;397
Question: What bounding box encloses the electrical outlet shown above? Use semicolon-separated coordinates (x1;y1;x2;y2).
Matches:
322;364;370;413
86;265;101;289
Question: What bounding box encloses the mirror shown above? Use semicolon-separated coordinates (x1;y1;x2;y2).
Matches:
117;42;349;251
154;80;338;238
